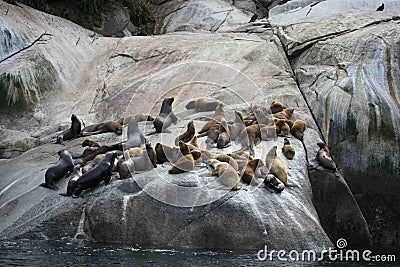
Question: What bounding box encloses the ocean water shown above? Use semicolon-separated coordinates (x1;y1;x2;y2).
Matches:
0;239;397;266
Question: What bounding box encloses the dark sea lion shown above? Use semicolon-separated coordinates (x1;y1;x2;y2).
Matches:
153;97;178;133
376;3;384;11
125;119;146;149
82;154;105;174
59;165;82;196
175;121;195;145
317;142;337;170
275;119;291;136
282;138;295;160
56;114;82;145
155;143;180;164
185;98;221;112
72;151;118;198
82;138;100;148
40;150;74;190
216;119;231;149
75;143;123;166
80;121;122;136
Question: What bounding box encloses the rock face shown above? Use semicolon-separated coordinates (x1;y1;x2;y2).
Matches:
0;0;393;251
271;0;400;248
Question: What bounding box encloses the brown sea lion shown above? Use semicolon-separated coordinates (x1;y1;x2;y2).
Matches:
81;121;122;136
275;119;291;136
40;150;74;190
118;113;154;125
185;98;221;112
268;146;292;187
273;108;294;120
282;138;295;160
215;154;239;171
291;119;307;140
228;110;246;142
270;100;287;114
237;124;265;156
241;158;263;185
56;114;82;145
198;103;226;134
82;154;105;174
317;142;336;170
168;141;195;174
175;121;195;145
153;97;178;133
209;159;241;190
82;138;100;148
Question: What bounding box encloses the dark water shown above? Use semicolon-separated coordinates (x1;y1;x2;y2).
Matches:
0;239;397;266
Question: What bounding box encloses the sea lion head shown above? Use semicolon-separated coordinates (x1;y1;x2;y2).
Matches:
178;141;190;155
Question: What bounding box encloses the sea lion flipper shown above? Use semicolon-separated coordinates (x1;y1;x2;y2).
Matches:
145;131;158;136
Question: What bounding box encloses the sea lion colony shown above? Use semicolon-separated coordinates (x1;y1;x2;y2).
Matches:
41;98;336;198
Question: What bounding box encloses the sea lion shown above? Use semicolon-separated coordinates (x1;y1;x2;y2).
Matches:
273;108;294;120
198;103;226;134
190;136;199;148
153;97;178;133
82;147;99;158
40;150;74;190
268;146;292;187
81;121;122;136
270;100;287;114
56;114;82;145
82;154;105;174
185;98;221;112
125;119;146;149
215;154;239;171
317;142;337;170
146;142;157;168
227;151;253;161
260;125;276;141
119;143;156;179
127;147;144;158
253;106;274;125
264;174;285;193
282;138;295;160
209;159;241;190
119;113;154;125
237;124;265;156
82;138;100;148
155;143;200;164
291;119;307;140
275;119;291;136
59;165;82;196
216;119;231;149
228;110;246;141
241;159;263;186
75;143;123;166
175;121;195;145
72;151;118;198
168;141;195;174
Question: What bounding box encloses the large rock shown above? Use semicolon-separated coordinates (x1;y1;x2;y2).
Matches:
273;5;400;248
0;1;339;251
309;160;372;249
